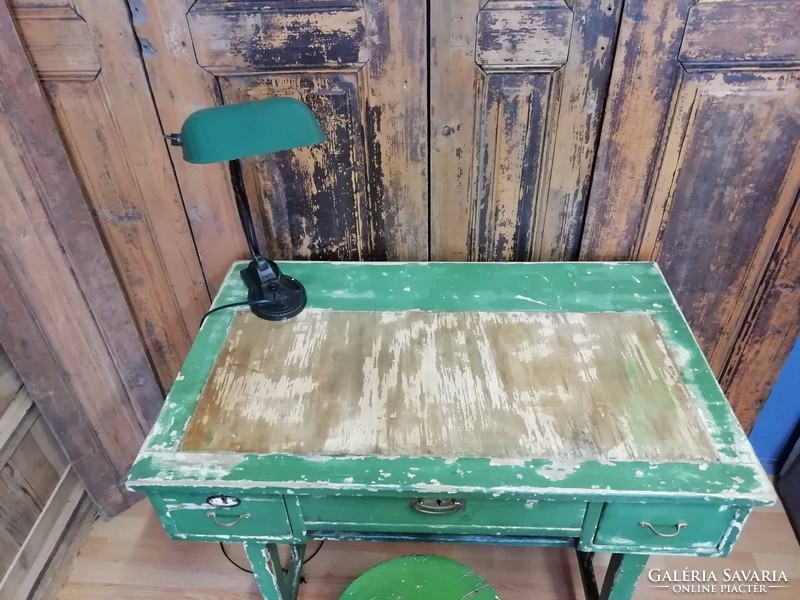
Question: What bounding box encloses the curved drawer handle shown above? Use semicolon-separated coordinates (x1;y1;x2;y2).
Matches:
638;521;688;538
411;498;466;515
206;512;251;528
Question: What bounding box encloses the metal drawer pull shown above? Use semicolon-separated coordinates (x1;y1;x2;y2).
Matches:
638;521;688;538
206;512;251;528
411;498;466;515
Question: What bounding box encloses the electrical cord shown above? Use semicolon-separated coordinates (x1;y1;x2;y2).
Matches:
199;299;273;328
304;540;326;564
219;540;326;576
220;541;254;574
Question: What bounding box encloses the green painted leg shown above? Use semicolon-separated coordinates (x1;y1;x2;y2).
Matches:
244;542;303;600
288;544;307;594
600;553;649;600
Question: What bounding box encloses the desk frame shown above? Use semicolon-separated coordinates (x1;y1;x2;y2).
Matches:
129;262;775;600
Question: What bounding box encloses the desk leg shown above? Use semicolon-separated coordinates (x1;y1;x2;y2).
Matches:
244;542;306;600
599;553;648;600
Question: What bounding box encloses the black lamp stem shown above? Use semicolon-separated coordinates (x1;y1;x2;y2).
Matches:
224;162;306;321
228;159;264;263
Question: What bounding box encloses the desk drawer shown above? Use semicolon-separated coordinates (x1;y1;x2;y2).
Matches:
594;503;735;551
159;491;292;541
298;496;586;536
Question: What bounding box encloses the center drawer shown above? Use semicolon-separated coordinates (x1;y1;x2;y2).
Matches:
298;495;586;536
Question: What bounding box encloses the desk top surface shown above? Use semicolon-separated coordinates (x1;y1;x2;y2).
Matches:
128;261;773;504
181;310;716;463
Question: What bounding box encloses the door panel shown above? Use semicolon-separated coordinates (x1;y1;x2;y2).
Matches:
189;4;368;71
13;0;209;387
474;5;571;66
470;72;554;261
221;74;370;259
185;0;428;261
721;197;800;429
641;71;800;372
679;1;800;67
0;0;161;515
12;6;99;80
582;0;800;429
430;0;622;260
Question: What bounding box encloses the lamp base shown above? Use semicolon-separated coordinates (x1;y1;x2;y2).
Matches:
240;259;307;321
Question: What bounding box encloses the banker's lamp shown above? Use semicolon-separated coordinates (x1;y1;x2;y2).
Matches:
165;98;325;321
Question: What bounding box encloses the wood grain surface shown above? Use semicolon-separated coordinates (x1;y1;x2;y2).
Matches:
0;0;158;515
581;0;694;261
646;71;799;377
189;4;368;72
13;6;99;80
581;0;800;431
680;1;800;67
722;186;800;429
1;468;85;600
0;346;89;599
429;0;621;261
0;425;58;556
0;347;21;417
126;0;248;294
182;310;715;462
474;5;572;66
25;0;211;387
186;0;428;262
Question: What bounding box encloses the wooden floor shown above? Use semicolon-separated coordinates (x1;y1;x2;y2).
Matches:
58;499;799;600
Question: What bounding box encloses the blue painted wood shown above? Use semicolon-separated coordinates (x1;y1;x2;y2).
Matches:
750;338;800;474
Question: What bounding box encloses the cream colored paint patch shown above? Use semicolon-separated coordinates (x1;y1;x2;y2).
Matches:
181;310;717;462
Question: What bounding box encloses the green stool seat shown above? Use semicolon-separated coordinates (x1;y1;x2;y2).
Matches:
339;555;501;600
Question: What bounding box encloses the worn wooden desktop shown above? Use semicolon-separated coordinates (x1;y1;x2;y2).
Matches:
127;261;775;600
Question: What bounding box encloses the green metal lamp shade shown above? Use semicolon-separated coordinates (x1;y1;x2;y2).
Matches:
179;97;326;164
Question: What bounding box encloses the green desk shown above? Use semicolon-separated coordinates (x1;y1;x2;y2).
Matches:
128;261;775;600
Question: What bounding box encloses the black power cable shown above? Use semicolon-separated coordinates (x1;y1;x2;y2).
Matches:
200;294;308;328
199;300;258;328
219;541;253;574
303;540;326;564
219;540;326;576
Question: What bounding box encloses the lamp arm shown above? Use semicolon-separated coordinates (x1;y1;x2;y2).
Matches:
228;160;280;284
229;159;262;260
227;158;306;320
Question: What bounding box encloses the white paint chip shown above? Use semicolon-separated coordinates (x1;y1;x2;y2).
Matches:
537;461;581;481
514;294;547;306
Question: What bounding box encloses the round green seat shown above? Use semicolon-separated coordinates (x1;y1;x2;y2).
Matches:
339;555;501;600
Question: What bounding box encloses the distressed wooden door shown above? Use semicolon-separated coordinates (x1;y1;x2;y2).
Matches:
9;0;213;386
430;1;622;261
133;0;428;263
582;0;800;429
1;0;165;515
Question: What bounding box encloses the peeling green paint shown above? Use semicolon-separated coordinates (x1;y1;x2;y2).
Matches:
131;261;772;502
128;261;775;591
129;452;772;503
